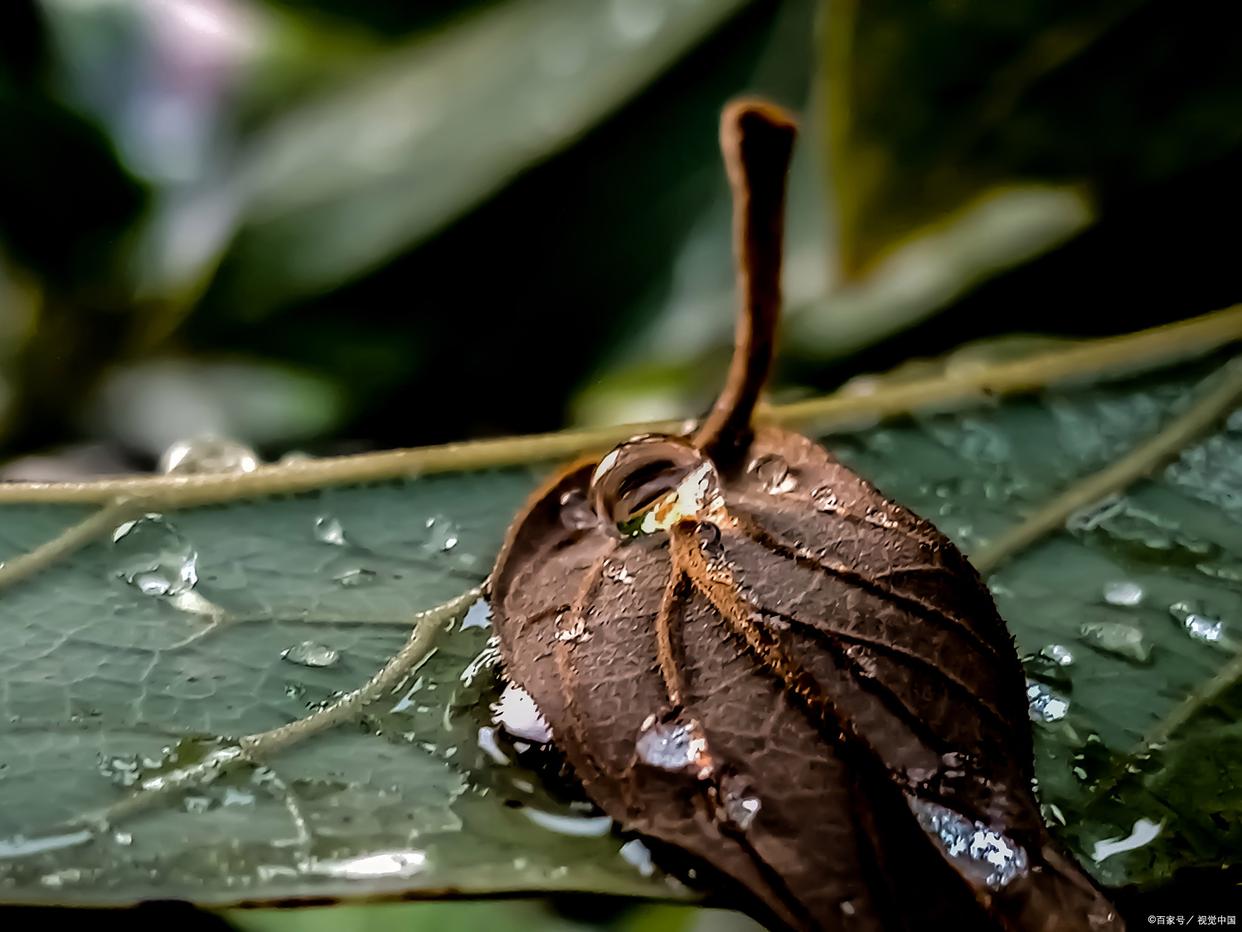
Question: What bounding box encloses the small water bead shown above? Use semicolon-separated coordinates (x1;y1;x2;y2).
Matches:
425;515;459;552
559;488;598;531
313;515;346;546
635;715;713;779
1040;644;1075;667
159;436;259;475
554;613;591;644
619;838;657;877
112;513;198;597
603;562;635;585
1102;581;1144;607
1026;681;1069;723
749;453;798;494
910;799;1028;890
334;567;377;587
281;641;341;668
589;434;725;536
1169;600;1227;645
1079;621;1153;663
719;774;761;830
112;831;133;847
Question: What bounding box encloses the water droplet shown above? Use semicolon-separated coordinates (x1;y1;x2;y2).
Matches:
1102;581;1144;607
1026;681;1070;723
589;435;725;536
1169;600;1227;645
910;798;1028;890
1039;644;1075;667
619;838;656;876
112;513;198;597
183;794;213;815
334;567;376;588
1079;620;1153;663
719;774;761;830
636;715;713;778
315;850;427;879
522;809;612;836
112;831;133;847
811;486;840;512
749;453;798;494
159;436;259;475
424;515;459;552
313;515;346;546
493;682;552;743
281;641;341;668
559;489;598;531
477;725;510;766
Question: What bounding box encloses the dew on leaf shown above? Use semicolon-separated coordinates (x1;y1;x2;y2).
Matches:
333;567;377;588
910;799;1028;890
1102;581;1144;607
1039;644;1075;667
159;436;260;475
619;838;657;876
635;715;713;778
1079;620;1153;663
111;513;199;597
1169;600;1228;645
281;641;341;668
521;808;612;837
1026;681;1069;723
313;515;346;546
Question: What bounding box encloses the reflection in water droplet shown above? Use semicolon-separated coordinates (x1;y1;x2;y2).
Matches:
1091;818;1163;863
493;682;552;744
619;838;656;876
159;436;260;475
1102;581;1144;607
281;641;341;668
910;798;1028;890
1169;600;1227;645
1039;644;1075;667
333;567;377;588
1026;681;1070;723
559;489;598;531
112;513;198;597
522;808;612;837
636;715;713;778
750;453;798;494
1079;621;1153;663
313;515;346;546
589;435;724;536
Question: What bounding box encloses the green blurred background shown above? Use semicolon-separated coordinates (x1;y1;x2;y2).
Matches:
2;0;1241;926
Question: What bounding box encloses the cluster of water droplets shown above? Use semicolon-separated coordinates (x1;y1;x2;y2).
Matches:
910;799;1028;890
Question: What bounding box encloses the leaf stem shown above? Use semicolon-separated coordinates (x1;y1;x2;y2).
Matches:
693;100;797;461
0;306;1238;508
971;357;1242;574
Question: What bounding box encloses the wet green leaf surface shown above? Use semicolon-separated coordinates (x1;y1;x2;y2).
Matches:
0;358;1240;906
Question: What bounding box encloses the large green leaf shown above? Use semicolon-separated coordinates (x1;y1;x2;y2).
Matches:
0;330;1240;907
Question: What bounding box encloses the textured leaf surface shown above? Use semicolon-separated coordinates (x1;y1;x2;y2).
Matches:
0;362;1239;907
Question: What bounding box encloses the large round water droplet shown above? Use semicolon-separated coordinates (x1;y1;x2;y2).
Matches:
588;434;723;536
314;515;346;546
1102;580;1144;607
159;436;260;475
1079;620;1152;663
281;641;341;668
112;514;198;597
1169;599;1227;646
